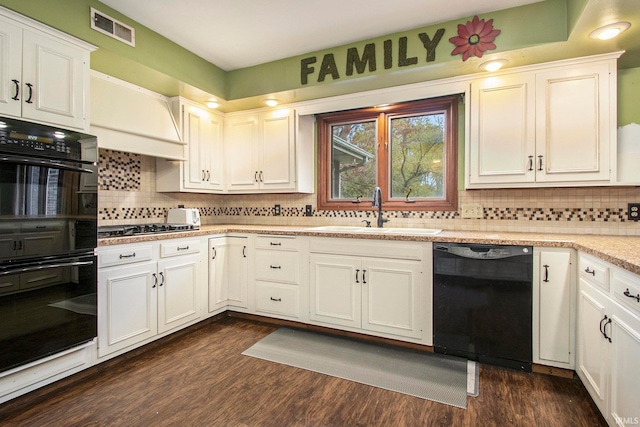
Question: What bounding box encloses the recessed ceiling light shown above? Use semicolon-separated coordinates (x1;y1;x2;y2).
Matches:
264;98;279;107
589;22;631;40
481;59;508;72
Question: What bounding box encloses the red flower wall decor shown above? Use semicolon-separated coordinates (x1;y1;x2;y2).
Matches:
449;15;501;61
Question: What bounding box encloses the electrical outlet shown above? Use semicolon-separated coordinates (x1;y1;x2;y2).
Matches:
628;203;640;221
274;204;281;216
461;204;484;219
305;205;313;216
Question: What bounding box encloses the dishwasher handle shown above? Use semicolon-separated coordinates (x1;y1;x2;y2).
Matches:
433;243;531;260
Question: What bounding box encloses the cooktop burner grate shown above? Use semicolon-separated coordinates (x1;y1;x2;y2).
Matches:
97;223;198;238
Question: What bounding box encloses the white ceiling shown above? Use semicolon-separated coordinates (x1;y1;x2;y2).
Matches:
98;0;543;71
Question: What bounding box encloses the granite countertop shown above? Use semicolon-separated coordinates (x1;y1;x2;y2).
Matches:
98;224;640;275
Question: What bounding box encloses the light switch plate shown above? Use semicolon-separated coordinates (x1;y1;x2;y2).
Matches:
461;204;484;219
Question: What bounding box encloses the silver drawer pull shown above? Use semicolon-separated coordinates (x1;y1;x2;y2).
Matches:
584;267;596;276
624;288;640;303
270;265;281;269
270;297;282;302
177;246;189;251
270;242;282;246
119;253;136;259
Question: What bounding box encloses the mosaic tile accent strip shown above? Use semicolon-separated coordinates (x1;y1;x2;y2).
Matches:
98;149;141;191
101;207;169;221
98;206;632;223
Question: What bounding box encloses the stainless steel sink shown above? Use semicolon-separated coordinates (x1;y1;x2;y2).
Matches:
306;226;441;235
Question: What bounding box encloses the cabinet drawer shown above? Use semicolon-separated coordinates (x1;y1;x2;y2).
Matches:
579;253;610;291
0;274;19;295
255;251;299;284
611;269;640;317
255;235;298;251
255;282;299;318
99;245;153;268
160;239;201;258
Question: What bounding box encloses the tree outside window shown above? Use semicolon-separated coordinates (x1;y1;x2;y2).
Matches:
317;96;458;211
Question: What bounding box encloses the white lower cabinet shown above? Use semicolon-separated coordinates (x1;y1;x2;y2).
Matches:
577;253;640;426
98;239;203;358
309;238;425;341
533;248;575;369
208;236;248;313
254;235;302;319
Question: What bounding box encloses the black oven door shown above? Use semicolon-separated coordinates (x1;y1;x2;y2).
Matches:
0;252;97;372
0;153;97;263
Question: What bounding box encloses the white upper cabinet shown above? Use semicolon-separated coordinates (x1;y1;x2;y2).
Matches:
0;8;94;131
225;108;301;193
469;73;536;185
156;98;224;192
534;62;612;184
467;53;620;188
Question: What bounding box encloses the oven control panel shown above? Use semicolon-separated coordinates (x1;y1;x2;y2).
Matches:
0;129;80;160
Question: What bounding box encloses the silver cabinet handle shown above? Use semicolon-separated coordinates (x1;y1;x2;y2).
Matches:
527;155;533;171
270;242;282;246
362;269;367;284
152;273;157;288
585;267;596;276
537;155;543;171
177;246;189;251
270;297;282;302
211;247;216;259
119;252;136;259
270;265;281;269
355;269;360;283
159;272;165;286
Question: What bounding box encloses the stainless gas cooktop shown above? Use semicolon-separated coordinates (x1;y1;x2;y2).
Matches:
97;223;198;238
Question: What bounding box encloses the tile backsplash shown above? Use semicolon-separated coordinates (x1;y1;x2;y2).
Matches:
98;150;640;236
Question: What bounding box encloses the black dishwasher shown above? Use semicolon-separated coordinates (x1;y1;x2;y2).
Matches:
433;242;533;371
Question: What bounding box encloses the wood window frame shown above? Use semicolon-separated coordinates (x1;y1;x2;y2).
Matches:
317;95;458;211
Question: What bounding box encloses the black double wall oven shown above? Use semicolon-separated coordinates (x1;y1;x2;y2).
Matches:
0;117;97;374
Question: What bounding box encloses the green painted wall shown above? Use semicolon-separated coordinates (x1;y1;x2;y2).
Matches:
0;0;226;98
619;67;640;126
226;0;568;100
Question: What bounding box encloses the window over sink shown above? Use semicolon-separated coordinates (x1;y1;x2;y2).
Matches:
316;96;459;211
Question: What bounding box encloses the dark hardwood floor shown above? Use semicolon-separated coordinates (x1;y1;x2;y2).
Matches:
0;316;607;426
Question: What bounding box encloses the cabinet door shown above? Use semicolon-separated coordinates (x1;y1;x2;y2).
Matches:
225;116;259;191
0;234;17;259
536;249;574;367
0;17;22;118
183;109;207;190
227;237;248;308
259;110;295;191
576;279;609;415
535;63;611;183
98;261;158;357
208;237;229;312
204;113;224;191
157;254;200;334
609;306;640;426
309;254;361;328
361;258;421;339
21;29;86;130
468;74;536;185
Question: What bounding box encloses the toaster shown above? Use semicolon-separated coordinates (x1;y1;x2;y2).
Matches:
167;208;201;227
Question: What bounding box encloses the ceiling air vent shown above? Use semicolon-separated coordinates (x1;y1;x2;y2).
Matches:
90;8;135;47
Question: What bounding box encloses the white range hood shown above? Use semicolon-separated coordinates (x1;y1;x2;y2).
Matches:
90;71;185;160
